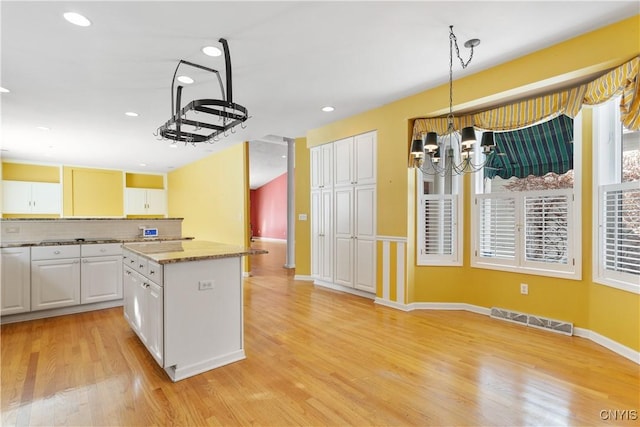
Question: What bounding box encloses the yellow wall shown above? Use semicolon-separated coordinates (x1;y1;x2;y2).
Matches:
125;173;164;189
2;162;60;182
167;143;247;247
294;137;311;276
296;16;640;351
62;167;123;216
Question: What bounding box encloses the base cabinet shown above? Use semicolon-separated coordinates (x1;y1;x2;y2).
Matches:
122;245;245;382
1;248;31;315
80;244;123;304
31;258;81;311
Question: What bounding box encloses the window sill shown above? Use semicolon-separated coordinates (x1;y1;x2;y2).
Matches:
471;260;582;281
593;277;640;295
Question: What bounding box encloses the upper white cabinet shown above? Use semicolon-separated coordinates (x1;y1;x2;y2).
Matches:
310;144;333;189
2;181;61;214
125;188;166;215
1;247;31;315
334;132;377;187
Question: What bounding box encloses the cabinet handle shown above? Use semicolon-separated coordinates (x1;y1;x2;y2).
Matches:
130;259;135;264
73;260;80;264
54;250;61;254
126;270;131;275
149;270;155;275
83;259;88;263
139;264;144;269
100;248;107;252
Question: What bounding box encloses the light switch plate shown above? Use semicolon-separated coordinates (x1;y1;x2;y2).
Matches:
199;280;215;291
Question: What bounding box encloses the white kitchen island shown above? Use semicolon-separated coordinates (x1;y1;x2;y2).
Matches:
122;240;265;382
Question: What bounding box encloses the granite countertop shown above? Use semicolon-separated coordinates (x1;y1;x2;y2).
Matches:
124;240;268;264
0;218;184;221
1;236;194;248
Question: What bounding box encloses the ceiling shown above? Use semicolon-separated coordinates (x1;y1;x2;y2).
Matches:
1;1;637;189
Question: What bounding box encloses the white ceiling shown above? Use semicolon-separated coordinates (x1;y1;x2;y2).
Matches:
1;1;637;188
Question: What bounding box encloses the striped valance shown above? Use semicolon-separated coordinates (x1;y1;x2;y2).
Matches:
412;55;640;139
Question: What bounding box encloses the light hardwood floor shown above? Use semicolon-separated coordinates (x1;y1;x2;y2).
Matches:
2;240;638;426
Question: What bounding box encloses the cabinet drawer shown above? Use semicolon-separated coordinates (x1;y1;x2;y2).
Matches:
81;243;122;257
123;251;138;268
147;261;163;286
134;257;148;275
32;245;80;260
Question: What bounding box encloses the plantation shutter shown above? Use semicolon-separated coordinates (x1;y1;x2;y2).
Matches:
524;193;570;265
423;195;455;256
477;195;516;261
602;183;640;276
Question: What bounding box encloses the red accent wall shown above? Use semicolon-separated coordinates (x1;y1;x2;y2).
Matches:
250;172;287;240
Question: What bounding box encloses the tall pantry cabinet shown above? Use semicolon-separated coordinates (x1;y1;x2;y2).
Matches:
310;131;377;294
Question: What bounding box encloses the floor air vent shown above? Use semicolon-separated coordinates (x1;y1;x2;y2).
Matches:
490;307;573;336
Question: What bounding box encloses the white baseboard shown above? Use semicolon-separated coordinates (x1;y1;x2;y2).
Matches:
294;275;314;281
0;299;123;324
374;299;639;365
313;280;375;299
252;237;286;243
574;327;640;364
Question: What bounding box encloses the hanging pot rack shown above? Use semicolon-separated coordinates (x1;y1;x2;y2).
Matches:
157;38;249;145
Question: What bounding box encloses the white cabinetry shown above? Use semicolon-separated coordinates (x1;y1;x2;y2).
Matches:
310;144;333;189
1;247;31;315
81;243;123;304
31;245;81;311
310;131;377;295
311;189;333;282
122;249;164;366
2;181;61;214
334;132;376;187
125;188;166;215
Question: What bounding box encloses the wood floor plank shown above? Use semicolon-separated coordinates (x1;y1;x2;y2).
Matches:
1;239;639;426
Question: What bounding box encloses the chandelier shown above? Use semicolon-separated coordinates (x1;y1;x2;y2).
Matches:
156;38;249;146
410;26;495;175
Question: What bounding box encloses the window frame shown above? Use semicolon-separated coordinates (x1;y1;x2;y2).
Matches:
471;112;582;280
592;100;640;294
416;168;463;266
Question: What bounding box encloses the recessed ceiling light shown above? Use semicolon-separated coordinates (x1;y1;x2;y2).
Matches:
125;111;139;117
202;46;222;57
139;163;147;167
63;12;91;27
281;155;287;159
321;106;335;112
169;143;178;148
0;87;9;93
177;75;194;84
36;126;51;131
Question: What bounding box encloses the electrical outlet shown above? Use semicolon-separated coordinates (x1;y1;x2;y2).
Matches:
298;214;307;221
520;283;529;295
198;280;215;291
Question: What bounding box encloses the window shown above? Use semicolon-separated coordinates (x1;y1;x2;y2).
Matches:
472;113;581;279
593;99;640;293
416;135;463;266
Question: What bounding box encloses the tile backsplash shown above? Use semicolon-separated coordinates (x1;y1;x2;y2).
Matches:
0;218;184;244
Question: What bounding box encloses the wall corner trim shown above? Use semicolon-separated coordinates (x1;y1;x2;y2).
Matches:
374;298;639;365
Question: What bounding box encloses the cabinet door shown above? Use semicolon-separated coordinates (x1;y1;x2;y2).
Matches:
334;137;354;186
30;182;61;214
81;255;123;304
31;258;80;311
125;188;147;215
145;189;166;215
2;181;32;213
334;187;354;287
319;190;333;282
310;191;321;277
123;267;137;330
1;248;31;315
320;144;333;188
310;147;322;189
354;238;376;293
355;185;376;238
354;132;376;185
146;281;164;367
134;277;148;344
